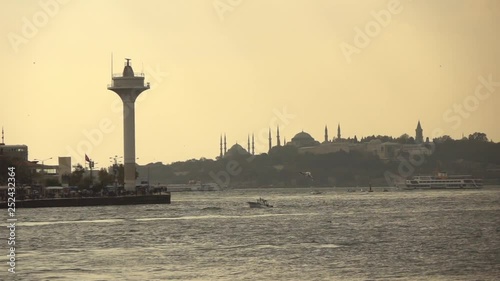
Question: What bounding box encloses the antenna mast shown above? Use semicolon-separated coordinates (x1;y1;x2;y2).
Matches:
111;52;113;79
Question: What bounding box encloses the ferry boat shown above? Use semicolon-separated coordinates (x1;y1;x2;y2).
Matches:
405;172;482;189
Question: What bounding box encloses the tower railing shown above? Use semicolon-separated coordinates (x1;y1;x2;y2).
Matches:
112;72;145;78
107;82;150;88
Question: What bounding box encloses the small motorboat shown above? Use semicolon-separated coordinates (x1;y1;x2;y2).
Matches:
247;197;273;208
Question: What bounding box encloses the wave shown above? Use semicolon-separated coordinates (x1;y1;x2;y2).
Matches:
201;206;223;210
14;219;125;227
195;241;343;252
10;213;317;227
134;213;317;221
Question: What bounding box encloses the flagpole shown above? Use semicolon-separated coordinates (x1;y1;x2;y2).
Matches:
84;154;90;189
111;52;113;80
90;160;93;189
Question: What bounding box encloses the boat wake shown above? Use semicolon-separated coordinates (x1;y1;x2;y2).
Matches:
16;219;125;227
201;206;223;211
13;212;320;227
134;213;318;221
197;242;343;252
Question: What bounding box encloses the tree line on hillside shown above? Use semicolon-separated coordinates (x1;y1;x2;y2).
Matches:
136;132;500;187
1;132;498;189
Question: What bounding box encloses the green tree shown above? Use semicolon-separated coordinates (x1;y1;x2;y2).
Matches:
468;132;488;142
397;134;410;144
98;168;114;188
79;176;92;190
69;164;85;186
433;135;453;143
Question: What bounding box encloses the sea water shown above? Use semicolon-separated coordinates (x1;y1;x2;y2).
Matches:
2;187;499;280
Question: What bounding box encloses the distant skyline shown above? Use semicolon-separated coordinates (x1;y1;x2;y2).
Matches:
2;0;499;169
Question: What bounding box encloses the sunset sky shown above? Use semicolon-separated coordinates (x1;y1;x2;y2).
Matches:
1;0;499;168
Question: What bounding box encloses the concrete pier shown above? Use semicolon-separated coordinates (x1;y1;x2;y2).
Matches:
0;194;171;208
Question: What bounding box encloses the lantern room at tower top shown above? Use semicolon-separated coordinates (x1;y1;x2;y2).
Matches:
108;58;150;89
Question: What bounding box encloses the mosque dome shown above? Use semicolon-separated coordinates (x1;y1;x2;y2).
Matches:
292;131;314;141
289;131;319;148
224;143;249;157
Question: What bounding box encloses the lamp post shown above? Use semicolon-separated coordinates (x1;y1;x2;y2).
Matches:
89;160;93;187
89;161;98;189
109;155;123;194
34;157;52;195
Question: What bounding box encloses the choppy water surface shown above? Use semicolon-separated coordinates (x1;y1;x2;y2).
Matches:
2;187;500;280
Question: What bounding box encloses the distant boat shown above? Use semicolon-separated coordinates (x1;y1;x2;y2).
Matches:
405;172;482;189
247;197;273;208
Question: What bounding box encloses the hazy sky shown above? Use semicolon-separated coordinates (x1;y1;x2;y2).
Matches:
1;0;499;168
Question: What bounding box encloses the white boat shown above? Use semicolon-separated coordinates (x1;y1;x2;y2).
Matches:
247;198;273;208
405;172;482;189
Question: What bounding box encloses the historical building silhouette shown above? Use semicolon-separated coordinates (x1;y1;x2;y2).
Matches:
219;121;430;161
416;120;423;144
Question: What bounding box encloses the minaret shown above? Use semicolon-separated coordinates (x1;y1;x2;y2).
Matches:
252;134;255;155
337;123;341;140
277;125;281;147
219;135;223;158
224;134;227;155
1;127;4;145
416;121;423;144
268;128;272;151
247;135;250;153
324;125;328;143
108;58;150;192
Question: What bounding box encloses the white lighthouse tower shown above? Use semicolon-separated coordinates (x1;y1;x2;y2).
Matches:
108;58;150;192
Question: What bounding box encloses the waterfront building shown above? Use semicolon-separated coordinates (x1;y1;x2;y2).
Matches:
0;127;28;161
